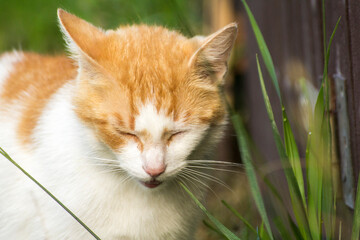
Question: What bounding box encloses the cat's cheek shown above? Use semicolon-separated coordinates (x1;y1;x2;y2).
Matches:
166;129;206;164
115;142;148;179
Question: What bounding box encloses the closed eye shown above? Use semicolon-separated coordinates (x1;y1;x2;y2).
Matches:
117;130;140;141
167;131;186;143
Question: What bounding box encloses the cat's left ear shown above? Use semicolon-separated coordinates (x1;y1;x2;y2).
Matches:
189;23;238;84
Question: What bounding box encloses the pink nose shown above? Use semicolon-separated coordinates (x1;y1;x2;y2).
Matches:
143;165;166;177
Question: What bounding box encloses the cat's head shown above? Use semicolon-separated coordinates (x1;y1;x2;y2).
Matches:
58;9;237;189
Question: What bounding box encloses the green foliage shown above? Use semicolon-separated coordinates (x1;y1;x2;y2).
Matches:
352;177;360;240
1;1;358;240
180;183;242;240
182;1;358;240
230;111;273;240
0;0;201;53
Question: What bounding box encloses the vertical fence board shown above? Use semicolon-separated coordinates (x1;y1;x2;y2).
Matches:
243;0;359;213
346;0;360;185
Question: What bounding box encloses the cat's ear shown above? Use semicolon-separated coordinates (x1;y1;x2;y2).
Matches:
189;23;237;84
57;9;105;66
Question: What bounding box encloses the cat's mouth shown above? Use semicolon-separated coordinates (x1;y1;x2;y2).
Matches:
140;179;163;189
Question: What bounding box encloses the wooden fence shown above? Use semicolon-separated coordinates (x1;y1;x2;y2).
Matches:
206;0;360;214
237;0;360;211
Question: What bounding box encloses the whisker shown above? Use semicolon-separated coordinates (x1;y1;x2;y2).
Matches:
88;157;119;163
177;178;192;199
96;168;126;176
180;171;219;198
178;173;204;195
189;160;243;167
183;168;234;193
178;174;207;200
84;162;119;168
186;165;242;174
119;175;133;185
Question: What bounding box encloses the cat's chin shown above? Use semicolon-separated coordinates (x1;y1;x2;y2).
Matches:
139;179;163;189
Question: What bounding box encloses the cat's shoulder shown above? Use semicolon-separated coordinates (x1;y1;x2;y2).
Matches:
0;51;77;145
0;51;76;101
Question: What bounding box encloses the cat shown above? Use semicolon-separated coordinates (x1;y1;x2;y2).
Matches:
0;9;237;240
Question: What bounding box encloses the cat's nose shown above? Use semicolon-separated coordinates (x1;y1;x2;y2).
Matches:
143;165;166;178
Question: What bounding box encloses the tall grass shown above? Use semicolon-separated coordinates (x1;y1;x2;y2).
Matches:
1;1;359;240
180;1;360;240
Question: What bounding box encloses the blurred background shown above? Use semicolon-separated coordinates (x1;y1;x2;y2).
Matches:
2;0;360;239
0;0;203;53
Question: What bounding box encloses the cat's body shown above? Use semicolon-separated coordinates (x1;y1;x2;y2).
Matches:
0;10;236;240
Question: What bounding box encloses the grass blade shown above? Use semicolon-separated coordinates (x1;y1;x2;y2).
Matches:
273;216;292;240
0;147;101;240
179;182;241;240
231;113;274;240
256;56;311;239
351;176;360;240
321;16;341;239
221;200;257;235
203;220;227;239
241;0;280;100
307;86;324;240
259;221;271;240
241;0;305;206
283;111;306;206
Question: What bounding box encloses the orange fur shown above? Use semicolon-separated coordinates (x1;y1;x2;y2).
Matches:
1;53;76;144
1;10;234;151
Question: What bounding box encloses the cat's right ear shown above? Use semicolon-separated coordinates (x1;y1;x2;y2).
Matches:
57;9;105;67
189;23;238;85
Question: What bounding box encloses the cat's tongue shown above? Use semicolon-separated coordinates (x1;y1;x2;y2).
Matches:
142;179;162;188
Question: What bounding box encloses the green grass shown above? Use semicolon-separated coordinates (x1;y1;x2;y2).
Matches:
180;1;360;240
0;0;359;239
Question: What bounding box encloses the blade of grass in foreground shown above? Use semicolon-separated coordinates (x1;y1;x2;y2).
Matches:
221;200;257;235
241;0;305;207
0;147;102;240
321;16;341;240
307;86;324;240
179;182;241;240
203;220;227;239
273;216;293;240
240;0;280;100
231;113;274;240
256;56;310;239
351;177;360;240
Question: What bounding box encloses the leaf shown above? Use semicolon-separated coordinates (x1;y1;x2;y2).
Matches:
231;113;274;240
322;16;341;240
203;220;227;239
307;86;324;240
222;200;257;235
179;183;241;240
256;56;311;239
241;0;305;210
351;177;360;240
273;216;292;240
241;0;280;100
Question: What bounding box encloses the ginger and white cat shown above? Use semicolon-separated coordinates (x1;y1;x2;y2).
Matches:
0;9;237;240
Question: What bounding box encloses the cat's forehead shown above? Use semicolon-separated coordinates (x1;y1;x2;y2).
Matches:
99;25;197;76
134;103;178;140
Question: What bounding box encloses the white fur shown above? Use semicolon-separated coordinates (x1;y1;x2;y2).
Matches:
0;14;233;239
117;103;209;184
0;79;214;239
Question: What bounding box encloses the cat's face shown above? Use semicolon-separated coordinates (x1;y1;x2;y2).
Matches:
58;9;237;188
